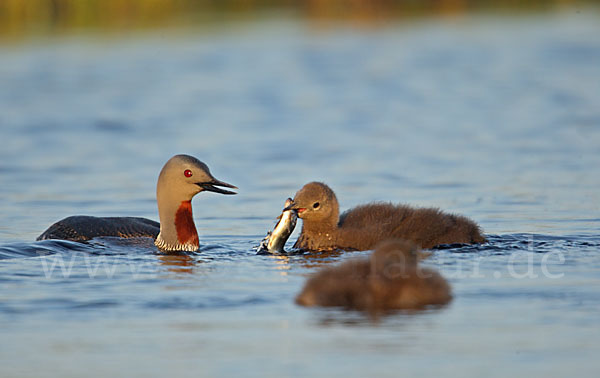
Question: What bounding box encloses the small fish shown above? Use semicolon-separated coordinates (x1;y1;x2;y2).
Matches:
257;198;298;254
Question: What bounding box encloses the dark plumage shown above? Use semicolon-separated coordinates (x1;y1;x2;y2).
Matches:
295;239;452;311
37;216;160;241
287;182;485;251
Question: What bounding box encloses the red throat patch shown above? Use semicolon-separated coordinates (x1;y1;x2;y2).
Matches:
175;201;199;247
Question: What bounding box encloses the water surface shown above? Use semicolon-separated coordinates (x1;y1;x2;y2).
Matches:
1;12;600;377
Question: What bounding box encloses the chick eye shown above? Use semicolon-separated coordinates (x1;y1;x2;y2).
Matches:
184;169;193;178
313;202;320;209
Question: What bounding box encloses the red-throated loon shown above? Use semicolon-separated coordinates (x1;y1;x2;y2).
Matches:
285;182;485;251
37;154;237;252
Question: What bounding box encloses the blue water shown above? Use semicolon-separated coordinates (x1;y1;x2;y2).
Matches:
1;11;600;377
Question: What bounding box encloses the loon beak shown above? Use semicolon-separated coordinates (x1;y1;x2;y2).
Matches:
283;200;305;213
198;179;238;195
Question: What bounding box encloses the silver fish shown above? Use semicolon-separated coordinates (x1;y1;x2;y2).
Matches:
257;198;298;254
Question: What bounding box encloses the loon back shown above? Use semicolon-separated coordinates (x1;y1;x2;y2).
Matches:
36;216;160;241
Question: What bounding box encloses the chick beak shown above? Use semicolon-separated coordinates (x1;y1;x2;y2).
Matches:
284;200;306;214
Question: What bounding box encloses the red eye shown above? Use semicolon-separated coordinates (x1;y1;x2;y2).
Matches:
184;169;193;178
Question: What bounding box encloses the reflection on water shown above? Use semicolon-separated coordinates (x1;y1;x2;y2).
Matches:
262;247;352;275
158;253;200;274
267;253;291;276
265;247;350;271
1;11;600;378
296;249;349;269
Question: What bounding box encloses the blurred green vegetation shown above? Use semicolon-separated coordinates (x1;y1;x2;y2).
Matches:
0;0;596;40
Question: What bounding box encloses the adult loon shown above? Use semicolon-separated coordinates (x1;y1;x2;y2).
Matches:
37;154;237;252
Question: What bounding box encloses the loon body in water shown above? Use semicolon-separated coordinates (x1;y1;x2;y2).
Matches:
37;154;237;252
295;239;452;311
285;182;485;251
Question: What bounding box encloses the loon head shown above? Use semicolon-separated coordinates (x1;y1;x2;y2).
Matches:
156;154;237;201
285;182;339;230
369;239;420;278
155;154;237;252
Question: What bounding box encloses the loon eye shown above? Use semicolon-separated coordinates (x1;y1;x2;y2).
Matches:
313;202;320;209
184;169;193;178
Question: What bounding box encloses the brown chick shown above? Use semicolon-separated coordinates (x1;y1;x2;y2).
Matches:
285;182;485;251
295;239;452;312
